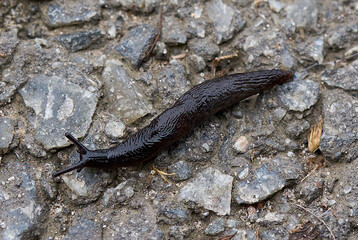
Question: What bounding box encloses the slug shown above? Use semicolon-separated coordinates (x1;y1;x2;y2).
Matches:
53;70;293;177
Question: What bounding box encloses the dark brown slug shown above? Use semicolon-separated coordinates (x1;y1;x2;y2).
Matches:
53;70;293;178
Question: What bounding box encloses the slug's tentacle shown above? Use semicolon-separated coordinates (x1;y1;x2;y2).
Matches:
65;132;88;154
52;160;86;178
53;133;110;177
52;133;88;177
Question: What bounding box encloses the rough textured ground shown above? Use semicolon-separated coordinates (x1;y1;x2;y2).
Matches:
0;0;357;239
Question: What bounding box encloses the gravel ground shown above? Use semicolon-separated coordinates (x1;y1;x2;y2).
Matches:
0;0;357;239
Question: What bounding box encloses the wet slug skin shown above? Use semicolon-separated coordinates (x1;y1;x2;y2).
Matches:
53;70;293;178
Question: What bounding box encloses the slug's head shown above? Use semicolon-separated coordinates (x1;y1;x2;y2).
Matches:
52;133;102;178
274;70;295;85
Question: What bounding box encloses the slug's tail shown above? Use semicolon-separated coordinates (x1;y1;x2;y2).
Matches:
52;133;90;178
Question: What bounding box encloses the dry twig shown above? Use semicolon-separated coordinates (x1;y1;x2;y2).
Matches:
145;8;162;59
294;203;336;240
171;53;186;59
211;53;238;77
148;164;175;184
255;228;260;240
300;165;319;182
217;231;237;240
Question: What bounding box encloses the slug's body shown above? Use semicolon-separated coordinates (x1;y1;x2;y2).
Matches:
53;70;293;177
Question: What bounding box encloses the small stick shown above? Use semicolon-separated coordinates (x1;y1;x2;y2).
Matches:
211;53;238;77
148;164;175;184
255;228;260;240
294;203;336;240
145;8;162;59
300;165;319;182
217;231;237;240
171;53;186;60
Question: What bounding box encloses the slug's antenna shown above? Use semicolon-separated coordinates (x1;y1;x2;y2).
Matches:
52;161;86;178
52;133;89;178
65;132;89;154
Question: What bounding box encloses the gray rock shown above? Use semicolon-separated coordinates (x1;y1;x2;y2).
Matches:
285;119;310;139
105;120;126;139
0;28;19;68
3;207;39;240
63;217;102;240
334;160;358;231
162;16;187;45
234;166;285;205
0;0;17;22
268;0;286;13
279;19;296;36
322;60;358;91
40;176;58;201
277;78;319;112
153;41;170;61
102;59;152;124
0;34;24;105
135;71;155;86
153;41;169;60
296;177;324;204
205;218;225;236
307;37;324;64
257;212;286;225
178;167;233;215
318;210;349;240
285;0;318;30
4;41;100;151
116;24;158;67
99;0;159;13
22;135;47;158
259;229;288;239
231;229;257;240
158;204;189;224
239;29;295;69
206;0;245;44
0;118;14;154
55;29;103;52
327;28;348;50
184;18;208;38
168;161;193;181
234;156;302;204
233;136;249;153
188;38;219;61
169;121;220;162
320;89;358;162
43;1;100;28
269;156;303;183
103;180;134;206
20;74;99;150
272;107;287;122
102;205;163;240
188;54;206;73
326;24;357;50
0;162;44;240
169;225;193;240
156;60;190;108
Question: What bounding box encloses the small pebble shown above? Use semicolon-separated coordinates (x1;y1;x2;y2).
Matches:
233;136;249;153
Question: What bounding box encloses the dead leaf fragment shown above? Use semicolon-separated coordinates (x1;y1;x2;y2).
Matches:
308;119;323;152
